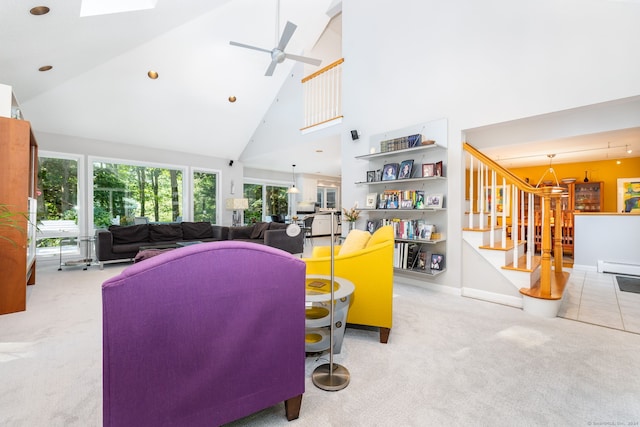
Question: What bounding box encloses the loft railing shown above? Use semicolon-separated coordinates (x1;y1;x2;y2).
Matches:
463;143;567;300
301;58;344;131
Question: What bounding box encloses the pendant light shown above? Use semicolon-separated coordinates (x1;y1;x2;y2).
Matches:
287;164;300;194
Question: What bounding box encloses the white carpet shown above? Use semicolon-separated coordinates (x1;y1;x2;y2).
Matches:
2;260;640;426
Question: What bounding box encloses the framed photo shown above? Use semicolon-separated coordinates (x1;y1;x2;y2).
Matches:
366;170;376;182
382;163;398;181
398;159;414;179
365;193;378;208
484;186;510;213
435;161;443;177
425;194;443;208
378;198;388;209
422;163;435;177
366;220;379;234
430;254;445;271
617;178;640;213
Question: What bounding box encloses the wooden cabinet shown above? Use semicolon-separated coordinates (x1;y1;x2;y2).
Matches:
573;181;603;212
0;117;38;315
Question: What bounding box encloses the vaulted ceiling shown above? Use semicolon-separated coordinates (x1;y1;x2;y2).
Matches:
1;0;340;174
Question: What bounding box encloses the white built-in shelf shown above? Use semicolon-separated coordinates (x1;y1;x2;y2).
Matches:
355;143;444;160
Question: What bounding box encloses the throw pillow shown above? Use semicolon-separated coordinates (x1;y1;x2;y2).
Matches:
149;223;183;242
250;222;270;239
109;224;149;245
338;229;371;256
366;225;392;248
182;222;213;240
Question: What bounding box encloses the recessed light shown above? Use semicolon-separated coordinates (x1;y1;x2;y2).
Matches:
315;149;323;153
38;65;53;72
228;96;237;103
30;6;50;15
147;70;159;79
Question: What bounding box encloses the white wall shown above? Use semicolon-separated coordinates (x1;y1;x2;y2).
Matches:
574;213;640;270
341;0;640;290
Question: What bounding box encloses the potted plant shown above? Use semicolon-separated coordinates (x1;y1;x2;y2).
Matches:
342;205;360;232
0;204;27;246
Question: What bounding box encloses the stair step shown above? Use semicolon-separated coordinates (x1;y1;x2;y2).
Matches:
462;226;505;232
478;239;524;251
502;255;541;272
519;271;569;300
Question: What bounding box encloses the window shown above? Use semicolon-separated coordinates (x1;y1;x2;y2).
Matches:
243;183;289;223
92;160;183;227
192;170;218;223
37;155;79;255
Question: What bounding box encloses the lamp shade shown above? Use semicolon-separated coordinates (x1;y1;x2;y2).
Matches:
225;198;249;210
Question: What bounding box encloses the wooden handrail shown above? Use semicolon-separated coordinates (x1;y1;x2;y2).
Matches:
463;142;541;194
301;58;344;83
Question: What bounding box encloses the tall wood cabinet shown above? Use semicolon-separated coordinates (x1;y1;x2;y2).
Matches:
0;117;38;315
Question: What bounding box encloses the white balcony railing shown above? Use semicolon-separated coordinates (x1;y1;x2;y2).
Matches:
301;58;343;131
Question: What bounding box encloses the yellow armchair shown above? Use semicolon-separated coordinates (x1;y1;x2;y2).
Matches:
303;225;395;343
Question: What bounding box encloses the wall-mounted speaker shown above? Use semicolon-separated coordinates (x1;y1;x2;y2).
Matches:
229;160;234;166
350;130;359;141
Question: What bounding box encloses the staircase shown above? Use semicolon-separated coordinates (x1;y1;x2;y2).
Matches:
463;143;569;317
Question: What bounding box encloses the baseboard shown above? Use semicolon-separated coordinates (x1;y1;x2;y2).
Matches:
461;287;523;308
572;264;598;272
597;260;640;276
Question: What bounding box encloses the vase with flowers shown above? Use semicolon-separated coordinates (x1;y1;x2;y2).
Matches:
342;205;360;232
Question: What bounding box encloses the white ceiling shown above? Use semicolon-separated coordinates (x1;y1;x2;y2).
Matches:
2;0;638;176
1;0;339;173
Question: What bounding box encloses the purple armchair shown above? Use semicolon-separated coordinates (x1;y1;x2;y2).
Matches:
102;241;306;426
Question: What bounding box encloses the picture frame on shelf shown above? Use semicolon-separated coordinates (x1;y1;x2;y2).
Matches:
422;163;435;177
366;170;376;182
382;163;398;181
435;161;443;177
425;194;443;208
378;198;388;209
430;253;444;271
617;177;640;213
365;193;378;208
398;159;414;179
415;190;425;209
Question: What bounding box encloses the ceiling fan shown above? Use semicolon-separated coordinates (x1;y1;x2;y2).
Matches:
229;2;322;76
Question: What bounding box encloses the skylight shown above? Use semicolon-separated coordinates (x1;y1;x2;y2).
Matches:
80;0;158;17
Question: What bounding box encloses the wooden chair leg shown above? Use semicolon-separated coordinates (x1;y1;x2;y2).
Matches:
284;394;302;421
379;327;390;344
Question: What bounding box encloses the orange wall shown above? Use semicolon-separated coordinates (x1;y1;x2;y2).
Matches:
509;157;640;213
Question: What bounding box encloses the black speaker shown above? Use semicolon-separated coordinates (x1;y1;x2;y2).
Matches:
350;130;359;141
229;160;234;167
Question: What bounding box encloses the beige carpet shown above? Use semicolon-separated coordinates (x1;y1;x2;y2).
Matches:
2;259;640;426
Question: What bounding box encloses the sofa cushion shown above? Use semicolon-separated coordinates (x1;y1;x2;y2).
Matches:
338;229;371;256
149;223;183;242
182;221;213;240
109;224;149;245
250;222;270;239
268;222;288;231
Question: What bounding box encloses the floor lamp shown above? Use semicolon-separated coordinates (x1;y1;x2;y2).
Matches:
311;209;350;391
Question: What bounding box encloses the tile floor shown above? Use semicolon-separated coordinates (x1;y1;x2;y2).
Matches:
558;269;640;334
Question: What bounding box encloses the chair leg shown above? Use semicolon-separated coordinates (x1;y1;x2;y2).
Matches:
379;327;390;344
284;394;302;421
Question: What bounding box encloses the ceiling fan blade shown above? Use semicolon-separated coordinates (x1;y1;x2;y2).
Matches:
284;53;322;67
265;59;278;76
229;41;271;54
277;21;297;51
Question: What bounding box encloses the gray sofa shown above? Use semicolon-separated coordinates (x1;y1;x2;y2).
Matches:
95;222;229;268
228;222;304;255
